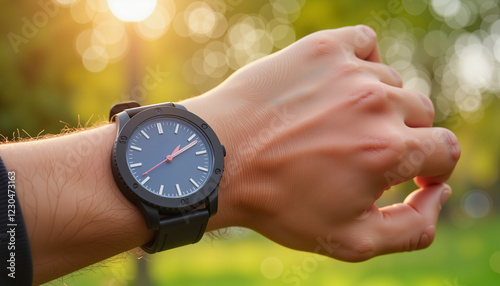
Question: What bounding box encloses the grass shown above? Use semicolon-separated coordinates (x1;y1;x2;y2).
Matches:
48;216;500;286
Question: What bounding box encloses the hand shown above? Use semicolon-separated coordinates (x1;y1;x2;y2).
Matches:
183;25;460;261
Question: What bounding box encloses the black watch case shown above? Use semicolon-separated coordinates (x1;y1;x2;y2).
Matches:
111;106;225;215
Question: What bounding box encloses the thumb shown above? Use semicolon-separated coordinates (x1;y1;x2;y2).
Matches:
367;184;452;256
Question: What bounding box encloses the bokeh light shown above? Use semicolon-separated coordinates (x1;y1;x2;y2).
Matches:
461;190;493;219
490;251;500;274
137;2;175;40
188;3;217;37
373;0;500;127
94;20;125;45
260;256;284;280
226;15;273;69
174;0;302;91
89;0;110;13
54;0;78;6
75;29;104;56
70;0;95;24
82;45;109;72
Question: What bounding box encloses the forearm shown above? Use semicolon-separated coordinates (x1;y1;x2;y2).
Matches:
0;124;153;284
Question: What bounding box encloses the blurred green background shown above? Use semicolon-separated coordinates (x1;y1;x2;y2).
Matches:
1;0;500;285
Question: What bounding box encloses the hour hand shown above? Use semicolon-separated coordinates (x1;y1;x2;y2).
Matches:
168;140;198;162
166;145;180;162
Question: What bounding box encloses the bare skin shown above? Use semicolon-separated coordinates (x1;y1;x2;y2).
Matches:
0;26;460;285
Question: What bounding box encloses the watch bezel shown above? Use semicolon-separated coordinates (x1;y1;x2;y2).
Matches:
112;106;224;213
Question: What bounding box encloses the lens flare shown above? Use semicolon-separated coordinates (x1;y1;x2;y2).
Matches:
108;0;157;22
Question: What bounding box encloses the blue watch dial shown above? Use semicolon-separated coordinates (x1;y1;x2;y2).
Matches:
126;117;214;198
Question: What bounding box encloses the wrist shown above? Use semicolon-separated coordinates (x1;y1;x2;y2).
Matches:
180;88;272;232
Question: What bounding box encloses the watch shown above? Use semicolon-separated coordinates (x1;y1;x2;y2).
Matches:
109;101;225;253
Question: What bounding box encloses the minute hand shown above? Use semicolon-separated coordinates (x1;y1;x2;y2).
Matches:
171;140;198;160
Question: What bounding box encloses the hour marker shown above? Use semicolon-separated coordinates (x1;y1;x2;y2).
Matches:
187;134;196;142
175;124;179;134
190;178;200;188
197;166;208;172
159;185;164;195
141;176;150;185
195;150;207;156
175;184;182;196
130;163;143;168
130;146;142;152
157;123;163;135
141;130;150;139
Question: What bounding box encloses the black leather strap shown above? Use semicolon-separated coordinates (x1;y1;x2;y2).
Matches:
141;209;210;253
109;101;140;120
109;101;187;120
111;101;208;254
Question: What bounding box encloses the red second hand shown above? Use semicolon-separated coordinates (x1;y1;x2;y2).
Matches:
142;158;168;176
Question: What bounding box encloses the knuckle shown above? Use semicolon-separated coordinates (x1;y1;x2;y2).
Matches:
357;134;407;174
406;226;436;251
357;136;392;165
304;32;342;58
348;82;388;110
391;138;421;174
339;61;362;75
343;236;376;261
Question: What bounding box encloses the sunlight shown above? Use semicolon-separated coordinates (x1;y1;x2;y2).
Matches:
107;0;157;22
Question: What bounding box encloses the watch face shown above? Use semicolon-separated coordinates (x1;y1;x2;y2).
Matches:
127;117;213;198
113;106;224;211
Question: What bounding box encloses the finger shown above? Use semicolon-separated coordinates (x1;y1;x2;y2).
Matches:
372;62;403;88
385;85;435;127
358;26;383;63
345;83;433;128
369;184;451;256
409;127;460;177
377;127;460;190
331;25;382;62
414;166;456;187
415;175;451;189
360;61;403;87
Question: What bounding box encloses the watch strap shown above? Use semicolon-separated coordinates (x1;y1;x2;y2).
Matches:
109;101;186;121
109;101;140;120
141;209;210;253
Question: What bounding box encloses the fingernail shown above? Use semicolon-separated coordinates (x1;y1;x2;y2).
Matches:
359;25;376;38
419;233;430;249
418;225;435;249
440;186;452;206
443;130;461;161
389;67;402;85
418;92;434;117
